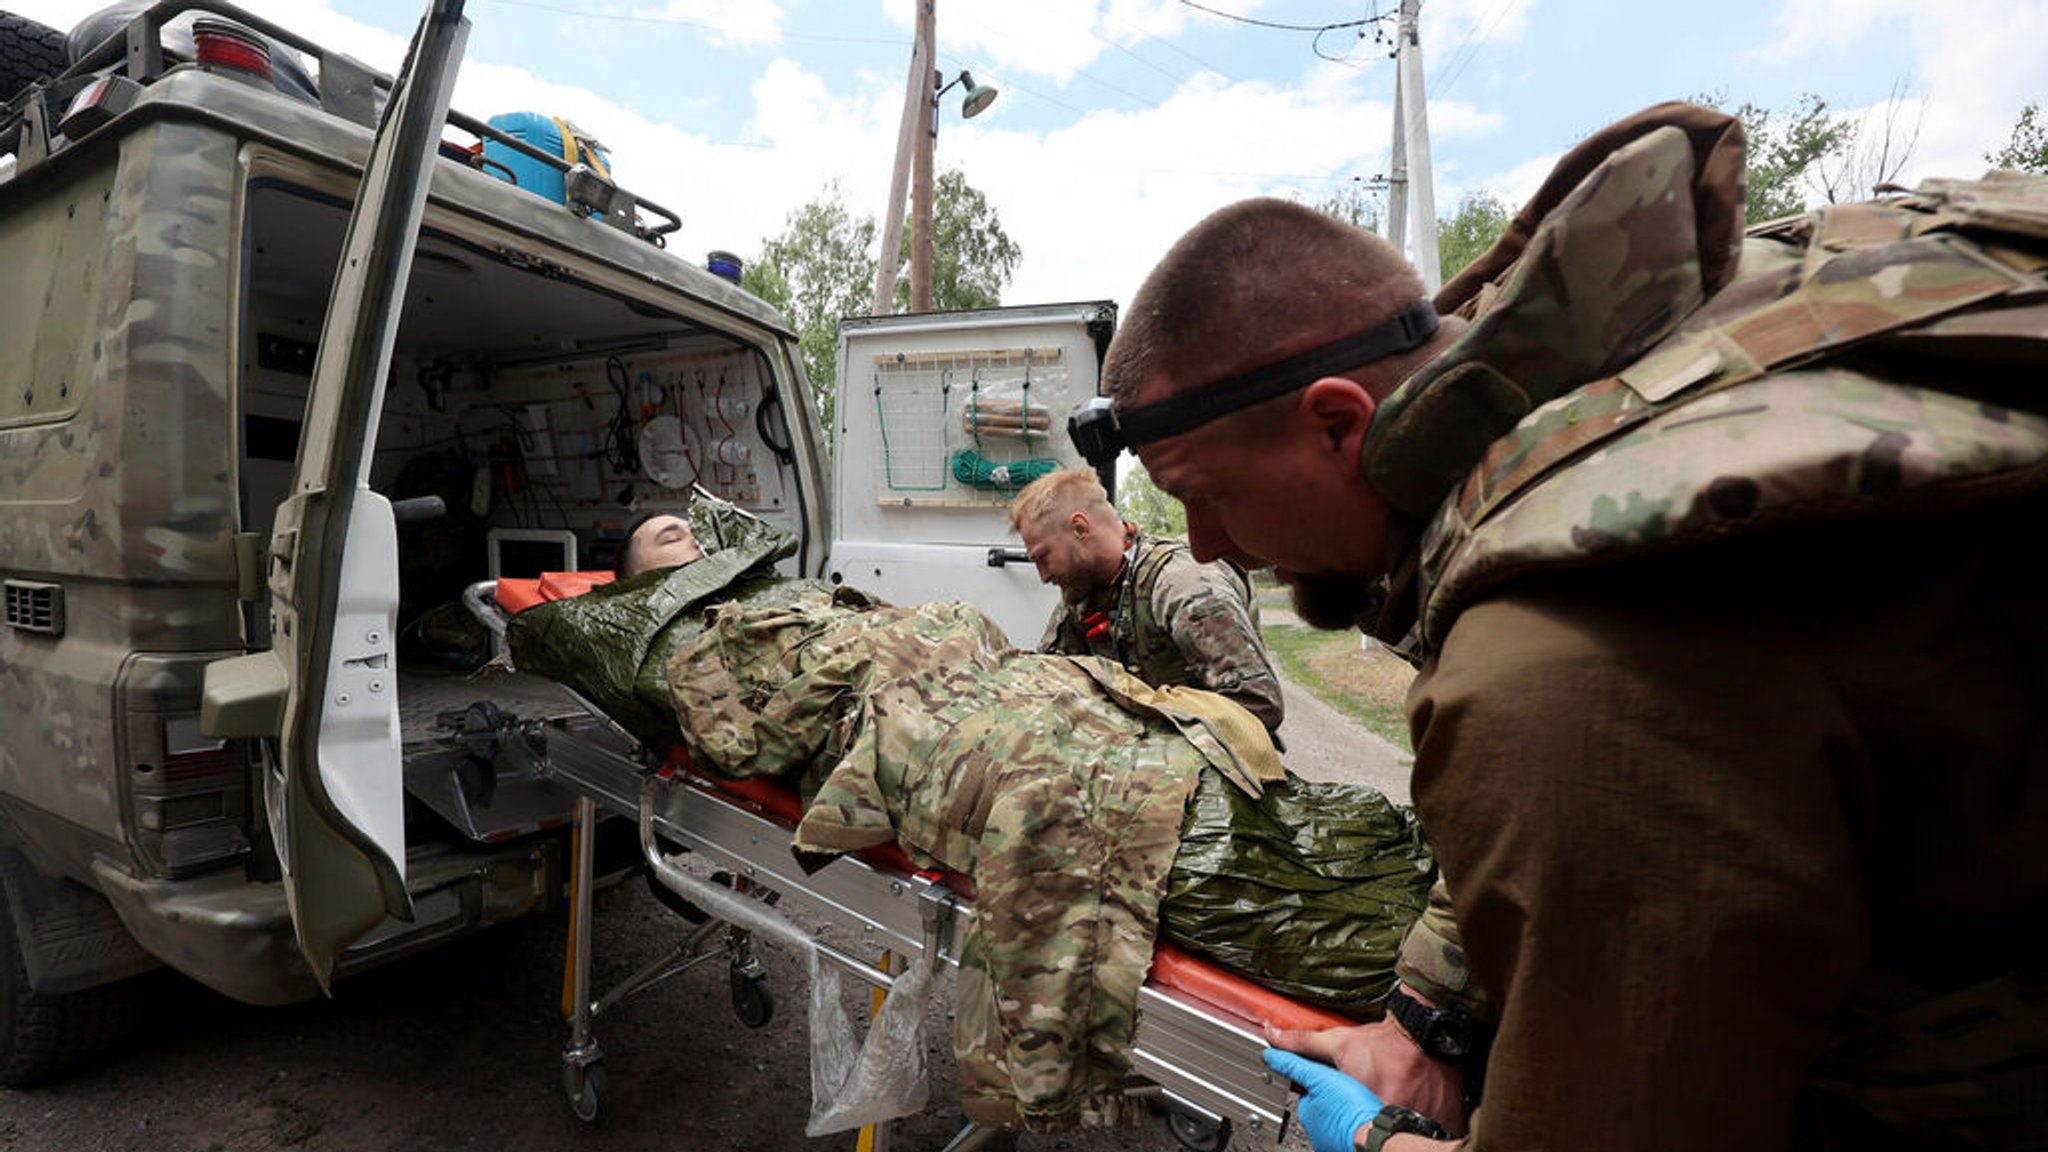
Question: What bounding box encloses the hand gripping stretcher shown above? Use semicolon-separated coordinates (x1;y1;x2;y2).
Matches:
472;577;1354;1150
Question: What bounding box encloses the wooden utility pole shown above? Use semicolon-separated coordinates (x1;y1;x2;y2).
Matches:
871;0;934;315
907;0;938;312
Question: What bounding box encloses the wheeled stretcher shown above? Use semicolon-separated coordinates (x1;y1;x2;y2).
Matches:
473;577;1355;1150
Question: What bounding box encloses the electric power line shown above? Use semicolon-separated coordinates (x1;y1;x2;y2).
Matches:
1175;0;1394;35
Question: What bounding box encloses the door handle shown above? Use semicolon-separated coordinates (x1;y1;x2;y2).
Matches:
985;547;1029;568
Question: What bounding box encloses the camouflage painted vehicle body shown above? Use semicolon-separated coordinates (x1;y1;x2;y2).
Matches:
0;1;829;1074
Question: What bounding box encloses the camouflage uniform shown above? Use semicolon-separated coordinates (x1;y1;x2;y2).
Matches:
1362;105;2048;1149
1039;532;1285;732
667;590;1279;1130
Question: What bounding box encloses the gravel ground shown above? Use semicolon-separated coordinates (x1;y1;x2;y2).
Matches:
0;671;1409;1152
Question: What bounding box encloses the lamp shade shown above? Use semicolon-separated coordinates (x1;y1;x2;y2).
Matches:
958;71;998;119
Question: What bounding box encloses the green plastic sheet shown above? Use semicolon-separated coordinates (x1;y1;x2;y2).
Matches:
505;494;823;746
1162;769;1435;1016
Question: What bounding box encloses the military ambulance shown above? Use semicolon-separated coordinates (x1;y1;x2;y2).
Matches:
0;0;1109;1082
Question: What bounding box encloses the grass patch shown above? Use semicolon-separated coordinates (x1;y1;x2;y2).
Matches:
1261;622;1415;752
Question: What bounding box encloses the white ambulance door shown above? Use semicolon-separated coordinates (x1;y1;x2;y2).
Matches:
207;2;470;990
828;303;1116;645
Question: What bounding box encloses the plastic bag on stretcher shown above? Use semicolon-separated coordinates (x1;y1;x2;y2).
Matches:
806;952;934;1134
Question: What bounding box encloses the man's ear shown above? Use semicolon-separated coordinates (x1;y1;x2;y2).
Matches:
1068;509;1093;539
1300;377;1377;478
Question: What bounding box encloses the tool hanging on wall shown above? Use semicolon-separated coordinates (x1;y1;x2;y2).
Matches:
960;397;1050;440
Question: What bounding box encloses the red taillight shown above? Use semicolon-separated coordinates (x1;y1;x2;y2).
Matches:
191;19;272;81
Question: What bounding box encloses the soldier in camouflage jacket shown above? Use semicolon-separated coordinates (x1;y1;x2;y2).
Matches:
1009;469;1285;733
1099;102;2047;1152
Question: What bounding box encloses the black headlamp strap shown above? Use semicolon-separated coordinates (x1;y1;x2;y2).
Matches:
1114;301;1439;448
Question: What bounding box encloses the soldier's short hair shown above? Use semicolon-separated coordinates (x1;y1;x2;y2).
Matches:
1008;469;1116;534
1104;198;1429;410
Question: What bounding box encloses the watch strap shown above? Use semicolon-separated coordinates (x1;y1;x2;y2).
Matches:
1386;985;1477;1063
1360;1104;1452;1151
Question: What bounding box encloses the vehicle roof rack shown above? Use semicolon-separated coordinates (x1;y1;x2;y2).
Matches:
4;0;682;246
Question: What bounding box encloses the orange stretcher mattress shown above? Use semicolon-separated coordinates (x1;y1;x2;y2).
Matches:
494;570;616;614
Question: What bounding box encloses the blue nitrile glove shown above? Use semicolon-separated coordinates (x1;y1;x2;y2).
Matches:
1264;1046;1385;1152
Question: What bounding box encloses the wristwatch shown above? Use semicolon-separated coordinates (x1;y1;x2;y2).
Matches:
1359;1104;1451;1151
1385;985;1483;1064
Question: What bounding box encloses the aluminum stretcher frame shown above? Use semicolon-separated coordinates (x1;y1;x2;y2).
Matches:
472;578;1343;1149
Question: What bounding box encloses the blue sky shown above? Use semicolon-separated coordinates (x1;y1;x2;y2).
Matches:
18;1;2045;307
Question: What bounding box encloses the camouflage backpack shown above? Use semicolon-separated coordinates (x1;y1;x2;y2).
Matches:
1359;103;2048;651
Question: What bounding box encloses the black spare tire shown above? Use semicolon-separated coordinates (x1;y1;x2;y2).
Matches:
1;11;69;102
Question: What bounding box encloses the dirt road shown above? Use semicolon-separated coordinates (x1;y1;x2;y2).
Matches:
1;671;1407;1151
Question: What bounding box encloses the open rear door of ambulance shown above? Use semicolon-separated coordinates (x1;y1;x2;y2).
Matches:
829;303;1117;645
212;1;470;991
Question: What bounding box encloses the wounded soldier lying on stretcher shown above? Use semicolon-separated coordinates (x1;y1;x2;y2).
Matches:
505;494;1434;1131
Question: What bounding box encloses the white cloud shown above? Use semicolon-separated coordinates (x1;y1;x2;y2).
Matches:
946;68;1397;304
0;0;1479;308
876;1;1192;89
1765;0;2048;185
1763;0;1906;57
1474;149;1559;212
630;0;785;49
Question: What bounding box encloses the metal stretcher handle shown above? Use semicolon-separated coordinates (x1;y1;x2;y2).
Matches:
463;579;509;645
636;780;940;991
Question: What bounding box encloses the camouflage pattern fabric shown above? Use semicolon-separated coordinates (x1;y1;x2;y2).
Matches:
1039;533;1284;732
1355;107;2048;651
668;591;1214;1129
1068;659;1285;795
1361;101;2048;1142
1393;878;1485;1016
504;490;819;746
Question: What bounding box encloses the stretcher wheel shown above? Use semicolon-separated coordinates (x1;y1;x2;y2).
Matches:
1165;1107;1230;1152
730;968;774;1029
568;1060;608;1124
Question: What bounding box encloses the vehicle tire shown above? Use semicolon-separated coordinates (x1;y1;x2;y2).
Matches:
0;11;69;103
0;891;146;1087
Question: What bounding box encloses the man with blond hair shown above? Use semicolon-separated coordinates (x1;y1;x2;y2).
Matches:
1007;468;1283;734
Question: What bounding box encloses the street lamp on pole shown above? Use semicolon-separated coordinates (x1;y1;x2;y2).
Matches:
910;68;996;312
871;0;997;316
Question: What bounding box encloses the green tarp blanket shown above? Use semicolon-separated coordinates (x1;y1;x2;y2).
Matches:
503;493;835;745
1166;768;1433;1015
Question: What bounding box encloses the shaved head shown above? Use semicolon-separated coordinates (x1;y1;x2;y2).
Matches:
1104;197;1432;410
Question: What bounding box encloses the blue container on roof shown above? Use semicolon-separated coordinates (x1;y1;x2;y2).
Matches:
482;111;610;207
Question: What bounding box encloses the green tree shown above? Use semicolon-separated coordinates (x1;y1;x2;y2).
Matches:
1988;101;2048;173
890;168;1022;311
1116;462;1188;537
1437;190;1511;279
1695;91;1854;224
742;181;875;435
750;172;1021;441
